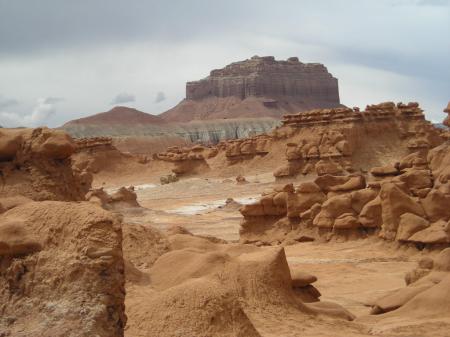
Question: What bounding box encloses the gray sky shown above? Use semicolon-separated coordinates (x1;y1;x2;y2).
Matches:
0;0;449;127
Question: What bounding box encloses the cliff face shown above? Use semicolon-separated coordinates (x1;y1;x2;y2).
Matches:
186;56;339;102
161;56;342;122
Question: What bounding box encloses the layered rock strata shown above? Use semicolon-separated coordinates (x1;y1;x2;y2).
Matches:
185;56;339;102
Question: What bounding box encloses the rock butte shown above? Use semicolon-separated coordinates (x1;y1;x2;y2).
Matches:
1;78;450;336
161;55;342;122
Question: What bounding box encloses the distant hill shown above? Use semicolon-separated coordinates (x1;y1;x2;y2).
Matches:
63;106;166;126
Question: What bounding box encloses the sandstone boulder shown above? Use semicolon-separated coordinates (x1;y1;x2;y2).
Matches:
313;194;354;229
379;182;425;240
370;165;399;177
408;220;450;244
396;213;430;241
358;197;382;228
420;189;450;222
315;159;344;176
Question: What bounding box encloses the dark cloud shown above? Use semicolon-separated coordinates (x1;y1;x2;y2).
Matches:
111;92;135;105
0;0;253;57
154;91;166;103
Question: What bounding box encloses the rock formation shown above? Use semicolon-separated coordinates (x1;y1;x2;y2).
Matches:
185;56;338;101
0;127;129;337
161;56;342;122
125;231;354;337
72;137;142;174
273;102;442;179
368;248;450;316
443;101;450;127
154;101;444;178
0;201;126;337
238;102;450;248
0;127;91;201
86;186;141;211
155;145;210;175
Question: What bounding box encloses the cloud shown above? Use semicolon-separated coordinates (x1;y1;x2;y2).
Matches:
0;97;61;127
0;95;18;109
44;96;64;104
391;0;449;6
0;1;448;125
154;91;166;103
417;0;450;6
111;92;135;105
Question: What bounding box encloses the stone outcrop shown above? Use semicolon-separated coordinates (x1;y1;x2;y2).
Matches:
273;102;443;179
239;106;450;247
0;201;126;337
86;186;141;211
185;56;339;102
0;127;91;201
443;102;450;127
369;248;450;319
71;136;139;176
156;145;210;175
221;134;272;163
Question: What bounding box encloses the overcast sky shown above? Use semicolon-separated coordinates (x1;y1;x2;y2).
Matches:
0;0;449;127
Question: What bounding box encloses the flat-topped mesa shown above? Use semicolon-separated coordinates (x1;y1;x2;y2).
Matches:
186;55;340;103
281;101;426;127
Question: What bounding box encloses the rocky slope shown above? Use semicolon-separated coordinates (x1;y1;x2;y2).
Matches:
62;107;279;153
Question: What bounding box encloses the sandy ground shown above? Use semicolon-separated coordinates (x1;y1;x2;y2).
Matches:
108;173;447;337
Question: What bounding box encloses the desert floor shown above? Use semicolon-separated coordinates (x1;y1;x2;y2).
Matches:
104;173;447;337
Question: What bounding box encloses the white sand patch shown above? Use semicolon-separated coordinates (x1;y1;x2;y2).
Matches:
134;183;158;191
106;183;158;194
234;196;259;205
166;195;259;215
